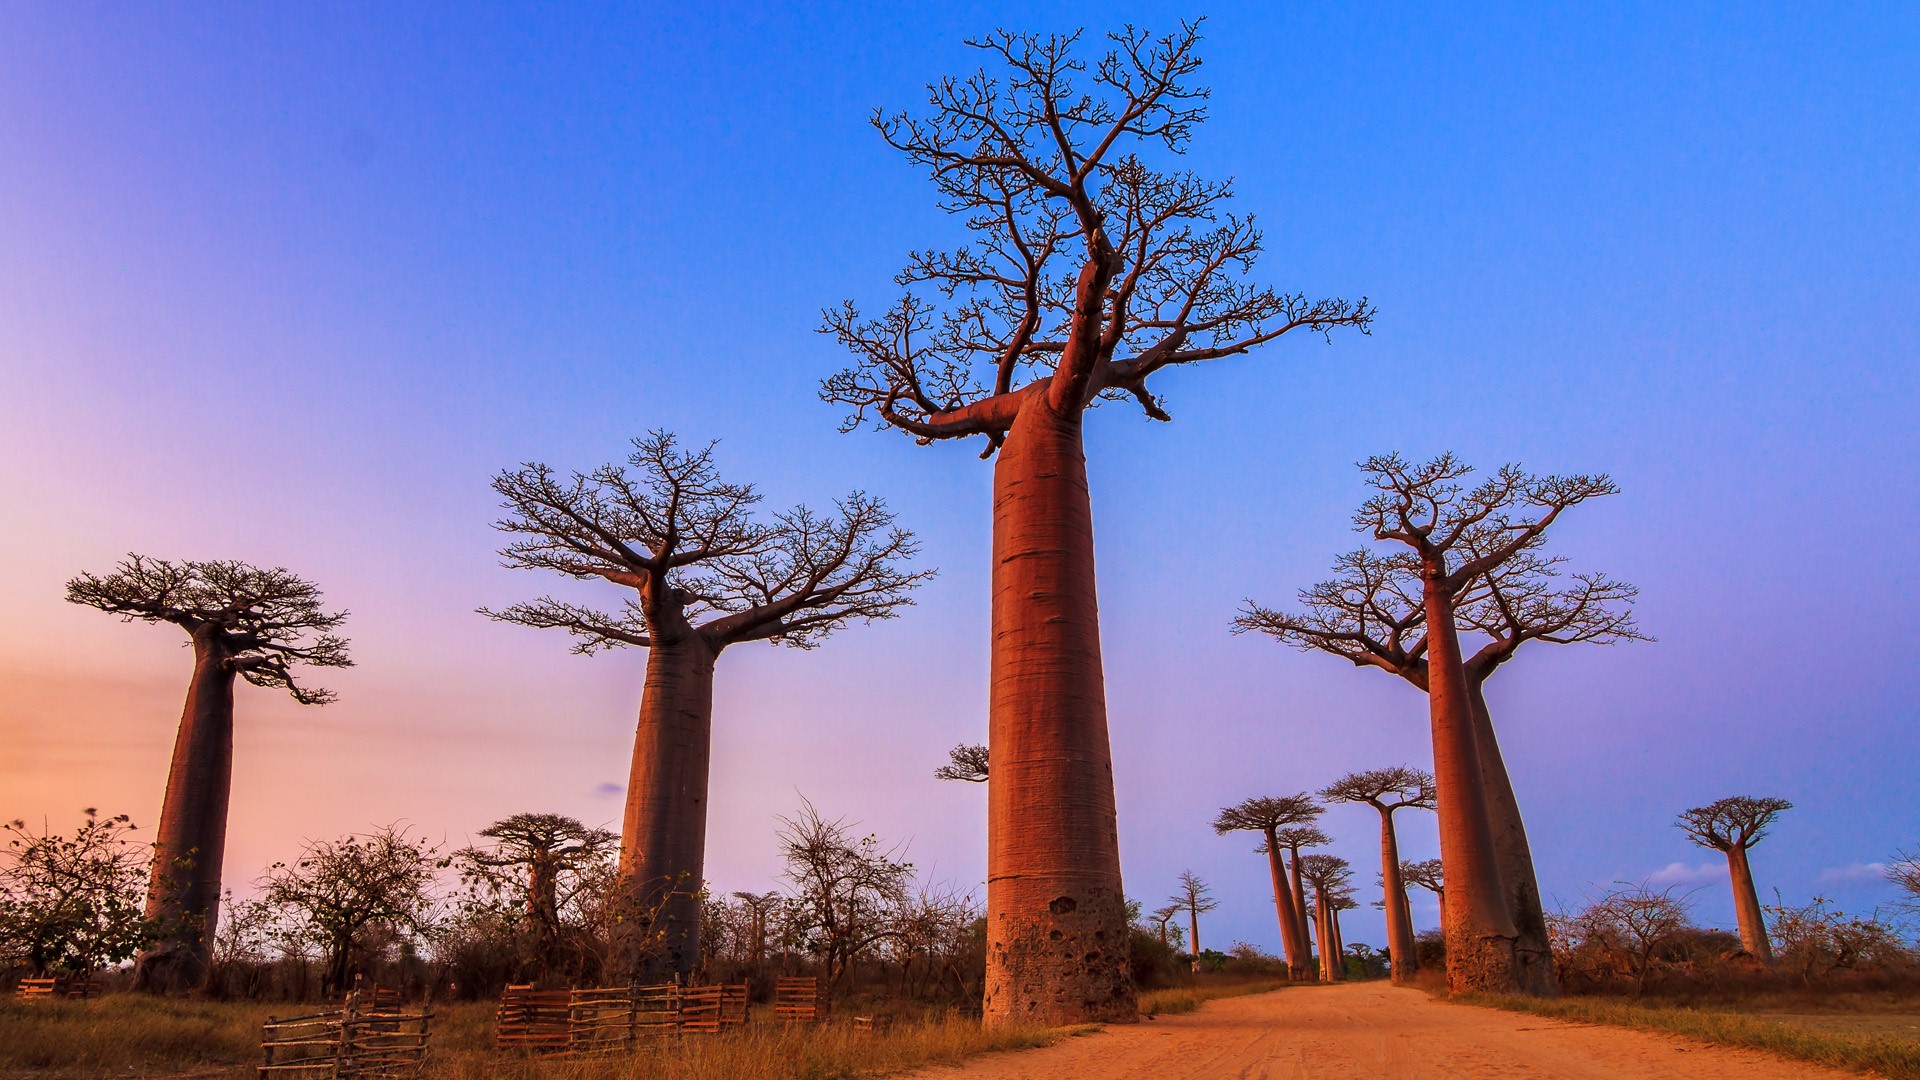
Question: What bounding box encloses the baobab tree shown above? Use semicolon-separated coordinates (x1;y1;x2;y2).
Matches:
821;24;1372;1024
1150;903;1185;952
1272;824;1331;964
934;744;990;783
1298;854;1353;982
1212;794;1320;980
1238;454;1622;993
1168;871;1219;969
65;555;350;991
482;432;930;979
731;891;784;971
1676;796;1792;962
454;814;617;979
1402;858;1445;918
1322;767;1435;983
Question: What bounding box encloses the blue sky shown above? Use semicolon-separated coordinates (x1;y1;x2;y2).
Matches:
1;3;1916;952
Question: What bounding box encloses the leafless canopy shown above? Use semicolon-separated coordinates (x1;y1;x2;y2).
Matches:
1266;824;1332;858
1355;452;1618;589
481;431;932;653
1212;794;1321;836
1320;767;1436;813
821;22;1373;457
456;814;616;888
1235;455;1638;683
934;743;990;783
1675;796;1793;853
1169;869;1219;915
1889;850;1920;912
1400;858;1445;896
1297;853;1353;894
65;555;351;705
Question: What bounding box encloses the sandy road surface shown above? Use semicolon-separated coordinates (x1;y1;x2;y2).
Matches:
905;982;1860;1080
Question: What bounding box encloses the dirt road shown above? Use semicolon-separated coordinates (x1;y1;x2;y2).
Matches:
905;982;1858;1079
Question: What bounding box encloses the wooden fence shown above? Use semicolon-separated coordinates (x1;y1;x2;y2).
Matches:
259;989;431;1078
495;982;688;1055
772;976;823;1023
14;975;101;1000
678;983;747;1034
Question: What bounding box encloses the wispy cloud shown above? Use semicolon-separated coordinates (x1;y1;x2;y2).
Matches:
594;782;622;798
1817;862;1888;885
1647;861;1728;886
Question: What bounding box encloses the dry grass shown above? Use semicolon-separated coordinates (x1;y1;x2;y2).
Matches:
0;996;1058;1080
1459;991;1920;1079
1138;976;1289;1017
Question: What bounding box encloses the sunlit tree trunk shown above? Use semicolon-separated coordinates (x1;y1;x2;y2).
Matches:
1421;569;1520;992
619;633;719;981
1464;676;1559;995
1287;846;1314;970
136;629;235;992
984;399;1135;1025
1330;906;1347;980
1314;891;1336;982
1263;829;1308;981
1726;846;1773;962
1377;809;1416;983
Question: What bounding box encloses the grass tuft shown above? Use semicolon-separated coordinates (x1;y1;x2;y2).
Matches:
1139;977;1288;1018
1459;992;1920;1079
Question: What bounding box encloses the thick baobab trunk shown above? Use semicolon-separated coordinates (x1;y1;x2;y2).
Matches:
1378;808;1417;983
618;634;719;982
1188;907;1201;970
1421;574;1521;992
1263;831;1309;981
1465;677;1559;996
1331;906;1347;979
1314;891;1336;982
1287;846;1314;967
1726;846;1773;963
527;854;560;976
136;631;236;992
984;399;1136;1026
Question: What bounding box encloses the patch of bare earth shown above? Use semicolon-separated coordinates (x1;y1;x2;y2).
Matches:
901;981;1866;1079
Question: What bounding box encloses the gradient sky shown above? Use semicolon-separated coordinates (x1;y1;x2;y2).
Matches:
3;3;1916;955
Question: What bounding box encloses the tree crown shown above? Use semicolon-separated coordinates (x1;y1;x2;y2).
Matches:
1211;793;1320;835
1260;824;1332;856
482;431;932;654
1320;767;1436;812
934;743;989;783
1355;453;1617;589
1170;869;1219;913
821;22;1371;456
1675;796;1793;852
1297;853;1352;892
1400;858;1444;894
66;555;351;705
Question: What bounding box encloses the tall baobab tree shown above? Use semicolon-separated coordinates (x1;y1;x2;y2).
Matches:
1168;870;1219;968
1212;794;1320;980
730;891;784;971
821;24;1372;1024
1675;796;1792;963
1238;454;1621;993
1298;854;1353;982
455;814;617;979
1150;903;1184;952
65;555;350;991
1322;768;1435;983
1272;824;1331;964
1402;858;1445;921
483;432;930;979
934;744;990;783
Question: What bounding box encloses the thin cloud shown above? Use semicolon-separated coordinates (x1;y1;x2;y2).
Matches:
1648;861;1728;886
1817;862;1888;885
